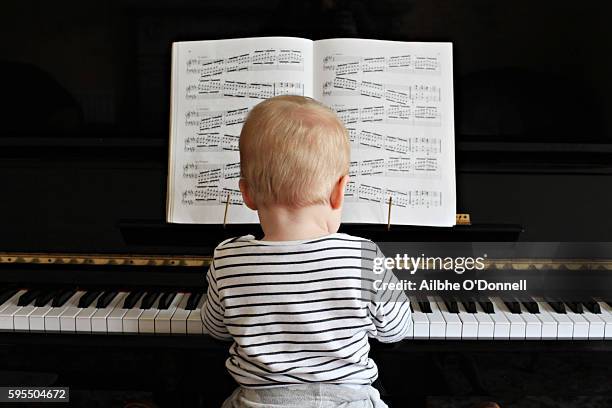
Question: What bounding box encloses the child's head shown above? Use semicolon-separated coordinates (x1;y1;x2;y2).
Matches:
239;95;350;212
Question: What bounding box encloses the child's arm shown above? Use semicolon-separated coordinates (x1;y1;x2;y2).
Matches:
368;246;412;343
201;261;233;341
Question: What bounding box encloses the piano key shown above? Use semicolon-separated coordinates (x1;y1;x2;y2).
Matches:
78;290;103;308
504;300;522;314
60;292;89;332
34;290;58;307
415;297;432;314
581;308;605;339
443;299;459;314
45;292;82;332
473;303;494;339
565;302;583;314
547;300;566;314
460;299;477;314
96;291;119;309
29;296;57;331
13;290;55;330
406;303;414;339
186;291;204;310
170;294;191;334
0;290;27;330
52;289;76;307
187;294;207;334
485;297;510;339
520;299;540;314
412;301;430;339
532;300;558;339
457;302;479;339
478;299;494;314
141;291;162;310
155;293;185;334
597;301;612;339
17;289;43;306
0;289;18;305
492;298;526;339
517;304;543;339
536;298;573;339
564;306;590;339
426;297;446;339
122;296;147;333
583;301;601;314
158;292;178;310
91;292;128;333
76;297;104;333
434;297;461;339
138;295;163;333
123;290;145;309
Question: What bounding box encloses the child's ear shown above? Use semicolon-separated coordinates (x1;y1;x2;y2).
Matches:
330;174;349;210
239;178;257;210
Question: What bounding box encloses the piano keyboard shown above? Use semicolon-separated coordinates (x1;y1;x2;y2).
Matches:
0;289;611;339
0;288;207;335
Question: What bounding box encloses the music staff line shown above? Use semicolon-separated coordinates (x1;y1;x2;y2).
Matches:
186;80;304;100
183;133;240;152
181;184;442;209
323;77;441;104
333;105;441;126
347;130;442;155
186;49;304;76
322;54;440;75
185;107;250;130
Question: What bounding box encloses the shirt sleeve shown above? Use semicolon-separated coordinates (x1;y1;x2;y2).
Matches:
201;261;233;341
368;246;412;343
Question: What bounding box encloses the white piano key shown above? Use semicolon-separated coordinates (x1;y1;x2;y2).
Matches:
170;295;190;335
492;298;525;339
0;290;27;331
29;300;55;332
45;292;82;332
484;298;510;339
598;302;612;339
434;298;461;339
138;302;162;334
412;302;430;339
91;292;127;333
427;297;446;339
405;303;414;339
122;297;146;333
518;306;543;340
187;295;207;334
532;301;558;339
473;303;494;339
155;294;185;334
60;292;87;333
581;309;605;340
107;294;137;333
457;302;479;340
537;300;573;339
14;304;39;331
564;306;589;339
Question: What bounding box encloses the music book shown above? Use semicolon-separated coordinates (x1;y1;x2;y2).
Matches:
167;37;456;226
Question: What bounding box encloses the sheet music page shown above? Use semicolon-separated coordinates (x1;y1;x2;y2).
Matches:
168;37;313;223
313;39;456;226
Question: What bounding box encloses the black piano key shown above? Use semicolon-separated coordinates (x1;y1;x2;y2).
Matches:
52;290;76;307
158;292;177;310
521;300;540;314
504;300;522;314
548;301;566;314
78;290;103;308
96;291;118;308
443;299;459;314
18;289;43;306
123;291;145;309
565;301;583;314
478;299;494;314
34;290;58;307
0;289;18;305
583;301;601;314
141;292;161;309
461;299;477;314
186;292;204;310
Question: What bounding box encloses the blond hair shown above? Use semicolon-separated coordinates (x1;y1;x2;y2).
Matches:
239;95;350;207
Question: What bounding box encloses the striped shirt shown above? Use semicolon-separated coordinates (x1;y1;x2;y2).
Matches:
201;232;412;388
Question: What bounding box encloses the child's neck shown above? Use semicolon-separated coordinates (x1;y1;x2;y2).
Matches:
257;204;338;241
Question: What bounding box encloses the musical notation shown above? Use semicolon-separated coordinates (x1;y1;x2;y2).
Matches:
186;49;304;75
333;105;441;126
184;108;250;130
184;133;240;152
186;80;304;100
181;187;243;206
346;132;441;155
322;54;441;75
343;182;442;208
182;162;241;182
323;79;441;104
348;157;440;177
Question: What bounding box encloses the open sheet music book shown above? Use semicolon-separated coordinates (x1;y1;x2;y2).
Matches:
167;37;456;226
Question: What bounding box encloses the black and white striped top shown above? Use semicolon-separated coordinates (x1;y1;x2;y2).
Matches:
201;232;412;388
